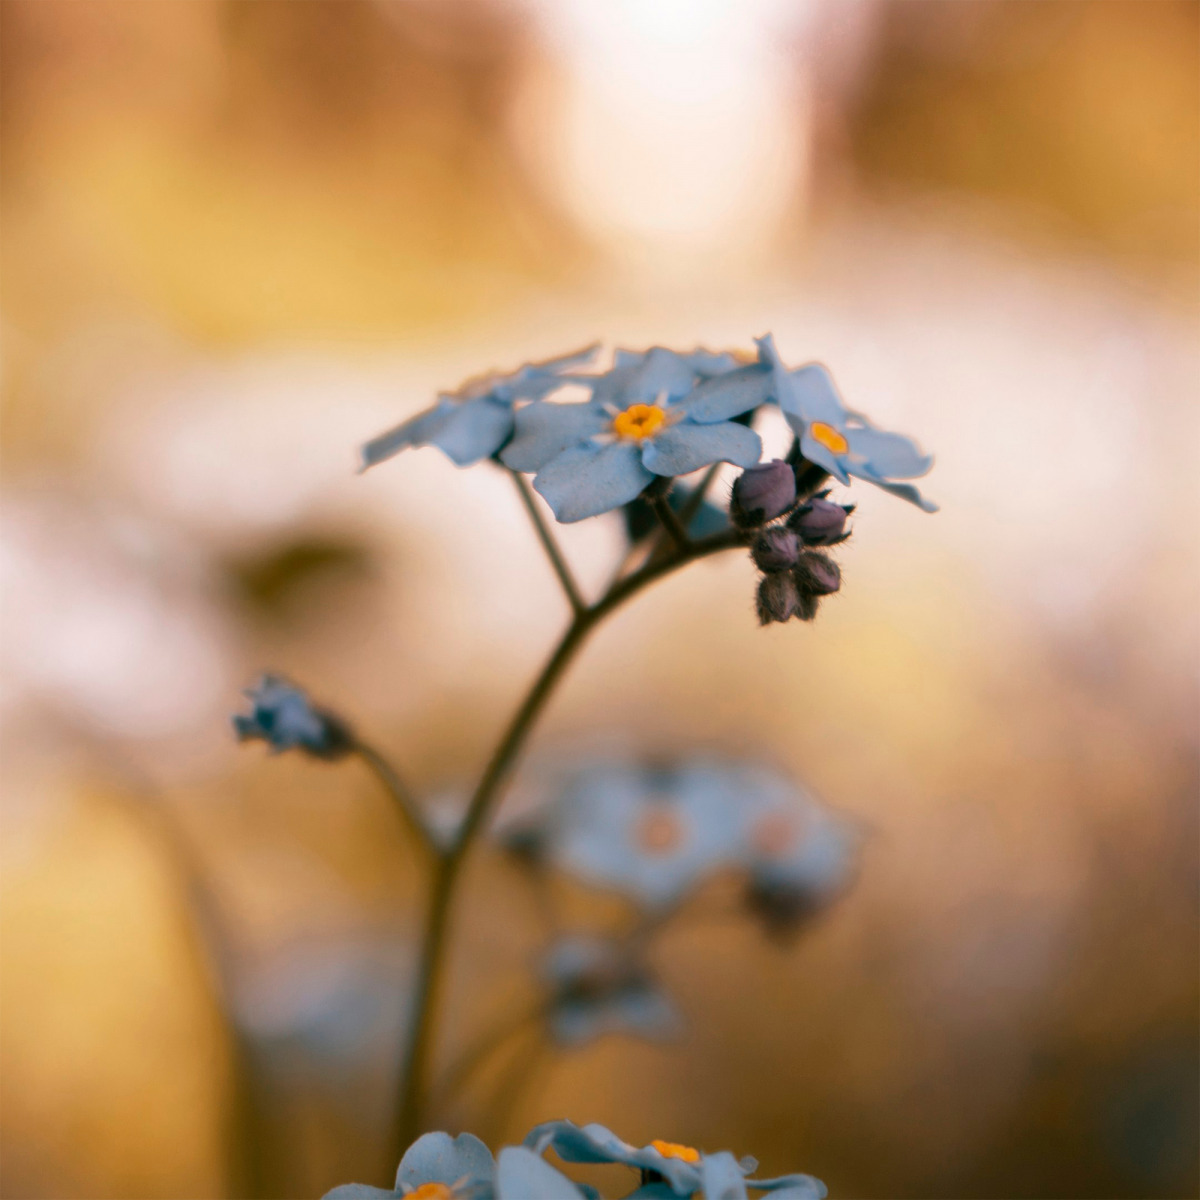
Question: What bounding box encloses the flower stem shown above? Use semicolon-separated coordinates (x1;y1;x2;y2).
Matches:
354;741;437;858
510;470;586;615
389;526;742;1159
650;492;691;550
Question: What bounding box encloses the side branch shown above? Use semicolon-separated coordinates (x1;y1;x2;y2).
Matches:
354;742;438;859
511;470;586;615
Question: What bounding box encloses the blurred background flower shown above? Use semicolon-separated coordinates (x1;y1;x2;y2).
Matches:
1;1;1196;1198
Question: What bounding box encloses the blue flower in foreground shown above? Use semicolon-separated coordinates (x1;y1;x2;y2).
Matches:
360;344;599;470
540;936;681;1047
755;335;937;512
732;769;861;940
527;763;746;910
232;674;353;760
523;1120;827;1199
502;347;762;523
323;1133;591;1200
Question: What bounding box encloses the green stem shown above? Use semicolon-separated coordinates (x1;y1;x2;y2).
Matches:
650;492;690;550
354;741;436;858
510;471;586;615
389;526;742;1159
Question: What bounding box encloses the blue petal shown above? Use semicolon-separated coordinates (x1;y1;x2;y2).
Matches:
429;396;515;466
620;1186;679;1200
359;400;458;470
396;1131;494;1191
501;401;609;472
591;348;700;406
496;1147;587;1200
851;474;939;512
701;1152;749;1200
679;365;772;423
641;421;762;476
845;426;933;479
747;1173;828;1199
784;364;849;425
321;1187;396;1200
533;442;653;523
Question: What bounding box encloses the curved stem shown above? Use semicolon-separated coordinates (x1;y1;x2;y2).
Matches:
431;999;548;1110
390;527;742;1159
354;741;436;858
650;492;690;550
510;471;586;615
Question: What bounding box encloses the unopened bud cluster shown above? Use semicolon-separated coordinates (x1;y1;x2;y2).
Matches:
731;461;854;625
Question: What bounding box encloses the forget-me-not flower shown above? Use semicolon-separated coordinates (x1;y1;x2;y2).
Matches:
754;334;937;512
523;763;746;911
539;935;681;1047
232;674;353;760
323;1131;495;1200
523;1120;827;1199
360;344;598;470
502;347;763;523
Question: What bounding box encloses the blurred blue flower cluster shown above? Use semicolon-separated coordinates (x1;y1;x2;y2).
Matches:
361;337;935;523
233;674;354;760
324;1123;826;1200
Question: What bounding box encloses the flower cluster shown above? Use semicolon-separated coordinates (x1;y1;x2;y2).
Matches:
731;461;855;626
324;1122;826;1200
361;336;935;526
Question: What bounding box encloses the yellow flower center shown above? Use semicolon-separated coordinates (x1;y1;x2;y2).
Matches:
613;403;667;441
809;421;849;455
636;809;684;856
406;1184;453;1200
650;1140;700;1163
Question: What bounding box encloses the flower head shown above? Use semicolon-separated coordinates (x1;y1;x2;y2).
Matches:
522;1120;826;1199
520;763;746;910
322;1132;495;1200
539;936;681;1047
756;334;937;512
502;347;762;523
360;345;598;470
232;674;353;760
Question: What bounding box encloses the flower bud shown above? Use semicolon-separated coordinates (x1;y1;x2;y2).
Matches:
794;552;841;597
788;497;852;546
232;675;354;761
731;460;796;528
756;572;799;625
752;528;801;573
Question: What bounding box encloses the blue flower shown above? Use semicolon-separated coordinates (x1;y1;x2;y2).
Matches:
523;763;746;911
501;347;762;523
232;674;353;760
539;935;681;1047
360;344;598;470
323;1134;592;1200
732;769;861;940
754;334;937;512
522;1120;826;1199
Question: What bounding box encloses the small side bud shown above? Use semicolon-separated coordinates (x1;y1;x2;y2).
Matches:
732;460;797;528
232;674;354;761
756;572;799;625
794;552;842;597
751;528;801;573
788;497;852;546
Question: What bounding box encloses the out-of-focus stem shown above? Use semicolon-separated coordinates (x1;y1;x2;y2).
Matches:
354;741;437;858
510;470;586;615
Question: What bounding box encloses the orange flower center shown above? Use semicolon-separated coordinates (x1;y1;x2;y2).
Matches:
613;403;667;441
650;1140;700;1163
636;809;685;856
406;1184;453;1200
809;421;849;455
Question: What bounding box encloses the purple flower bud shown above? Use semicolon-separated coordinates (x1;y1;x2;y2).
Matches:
732;460;797;527
756;572;799;625
752;528;801;573
795;552;841;597
788;497;852;545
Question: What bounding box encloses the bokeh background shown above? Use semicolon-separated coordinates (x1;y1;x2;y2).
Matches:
2;1;1197;1197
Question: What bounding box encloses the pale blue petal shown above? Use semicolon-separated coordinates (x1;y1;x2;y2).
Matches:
321;1186;396;1200
359;400;457;470
496;1147;586;1200
642;421;761;476
620;1185;678;1200
533;442;653;523
431;397;514;466
753;333;804;421
590;348;700;406
683;348;741;376
701;1152;749;1200
679;365;772;423
501;401;609;472
785;363;849;425
845;426;933;479
748;1173;828;1199
396;1131;493;1191
852;474;939;512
